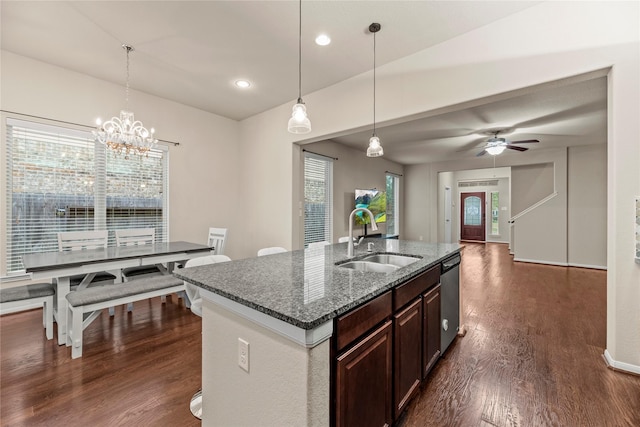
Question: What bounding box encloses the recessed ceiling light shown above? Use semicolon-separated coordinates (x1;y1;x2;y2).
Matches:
235;80;251;88
315;34;331;46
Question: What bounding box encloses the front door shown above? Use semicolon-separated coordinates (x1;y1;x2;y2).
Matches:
460;192;485;242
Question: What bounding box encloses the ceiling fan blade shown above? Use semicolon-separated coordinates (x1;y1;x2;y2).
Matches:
476;149;487;157
506;145;528;152
510;139;539;144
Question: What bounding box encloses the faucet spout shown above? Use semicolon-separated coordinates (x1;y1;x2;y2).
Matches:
347;208;378;257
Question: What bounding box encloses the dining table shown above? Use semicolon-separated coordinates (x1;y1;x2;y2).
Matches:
22;241;213;345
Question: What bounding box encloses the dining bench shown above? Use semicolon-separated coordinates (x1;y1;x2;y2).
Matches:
65;275;185;359
0;282;55;340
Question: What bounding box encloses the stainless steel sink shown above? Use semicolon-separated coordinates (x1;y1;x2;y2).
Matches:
361;254;421;267
338;261;399;274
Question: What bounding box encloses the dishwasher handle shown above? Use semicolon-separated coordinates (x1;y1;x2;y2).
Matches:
441;254;461;273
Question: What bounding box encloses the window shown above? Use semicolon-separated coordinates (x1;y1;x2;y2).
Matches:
3;118;168;275
386;173;400;236
463;196;482;226
303;153;333;247
490;191;499;235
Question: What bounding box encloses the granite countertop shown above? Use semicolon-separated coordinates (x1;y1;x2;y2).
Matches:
173;239;461;330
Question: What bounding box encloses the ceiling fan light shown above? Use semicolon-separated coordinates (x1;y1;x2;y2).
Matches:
367;135;384;157
288;102;311;134
486;145;506;156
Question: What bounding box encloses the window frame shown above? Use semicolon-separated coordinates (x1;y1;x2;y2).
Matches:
303;152;333;247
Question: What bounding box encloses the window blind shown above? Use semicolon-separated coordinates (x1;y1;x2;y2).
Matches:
4;118;168;275
304;153;333;247
386;174;400;235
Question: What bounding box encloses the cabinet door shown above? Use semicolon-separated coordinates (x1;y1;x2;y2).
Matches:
336;320;393;427
393;298;423;419
423;284;441;378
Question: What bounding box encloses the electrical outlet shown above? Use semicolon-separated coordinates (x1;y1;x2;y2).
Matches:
238;338;249;372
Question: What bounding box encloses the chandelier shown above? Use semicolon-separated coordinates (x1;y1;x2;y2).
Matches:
93;44;157;158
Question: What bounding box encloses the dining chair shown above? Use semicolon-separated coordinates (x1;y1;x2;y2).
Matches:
58;230;118;315
308;241;330;249
57;231;117;288
338;236;355;243
257;247;287;256
181;254;232;419
115;228;163;280
207;227;228;255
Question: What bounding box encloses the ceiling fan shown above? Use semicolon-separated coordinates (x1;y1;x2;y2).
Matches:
477;131;539;156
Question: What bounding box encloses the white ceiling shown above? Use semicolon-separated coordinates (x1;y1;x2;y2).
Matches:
1;1;607;165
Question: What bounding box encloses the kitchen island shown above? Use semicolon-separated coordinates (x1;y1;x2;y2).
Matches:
175;239;461;427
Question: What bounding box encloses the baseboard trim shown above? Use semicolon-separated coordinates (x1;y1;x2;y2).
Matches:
603;349;640;376
568;263;607;270
513;258;568;267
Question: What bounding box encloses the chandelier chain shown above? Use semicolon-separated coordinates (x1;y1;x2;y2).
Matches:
125;45;131;106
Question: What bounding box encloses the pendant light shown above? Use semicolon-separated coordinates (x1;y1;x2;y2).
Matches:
288;0;311;134
366;23;383;157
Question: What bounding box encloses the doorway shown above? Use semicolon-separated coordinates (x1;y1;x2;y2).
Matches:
460;192;485;242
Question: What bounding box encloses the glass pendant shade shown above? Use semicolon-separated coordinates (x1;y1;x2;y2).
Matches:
486;145;506;156
288;101;311;134
367;134;384;157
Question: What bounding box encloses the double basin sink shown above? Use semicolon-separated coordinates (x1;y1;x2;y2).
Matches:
337;253;421;273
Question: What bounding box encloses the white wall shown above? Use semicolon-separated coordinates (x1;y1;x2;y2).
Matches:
0;51;244;264
511;163;554;215
568;144;607;268
238;2;639;370
300;140;403;244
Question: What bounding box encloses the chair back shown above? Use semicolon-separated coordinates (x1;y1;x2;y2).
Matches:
207;227;228;255
183;255;231;317
308;241;330;249
58;230;109;251
115;228;155;247
257;247;287;256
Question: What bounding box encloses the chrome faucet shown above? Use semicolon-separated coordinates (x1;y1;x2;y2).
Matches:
347;208;378;257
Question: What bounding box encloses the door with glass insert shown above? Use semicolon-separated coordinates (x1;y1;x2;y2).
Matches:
460;192;486;241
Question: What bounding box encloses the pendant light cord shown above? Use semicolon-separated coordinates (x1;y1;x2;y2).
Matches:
297;0;302;103
373;29;376;135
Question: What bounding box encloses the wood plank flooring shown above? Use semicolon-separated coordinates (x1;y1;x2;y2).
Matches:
397;243;640;427
1;243;639;426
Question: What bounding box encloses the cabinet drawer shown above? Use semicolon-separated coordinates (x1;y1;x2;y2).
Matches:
336;291;392;352
394;265;440;311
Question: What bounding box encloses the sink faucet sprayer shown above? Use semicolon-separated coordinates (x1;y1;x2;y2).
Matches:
347;208;378;257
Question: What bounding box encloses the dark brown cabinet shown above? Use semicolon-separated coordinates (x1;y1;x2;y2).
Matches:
335;320;393;427
333;265;443;426
423;284;441;377
393;297;423;418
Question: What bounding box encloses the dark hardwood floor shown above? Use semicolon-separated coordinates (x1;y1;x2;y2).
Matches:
398;243;640;427
1;243;639;426
1;295;202;426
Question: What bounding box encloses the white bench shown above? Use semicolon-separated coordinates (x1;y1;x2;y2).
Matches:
65;275;185;359
0;283;55;340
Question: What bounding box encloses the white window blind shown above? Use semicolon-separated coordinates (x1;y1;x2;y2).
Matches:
386;173;400;236
304;153;333;247
4;118;168;275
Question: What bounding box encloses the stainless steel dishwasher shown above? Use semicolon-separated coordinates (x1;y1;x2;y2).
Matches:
440;253;461;354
